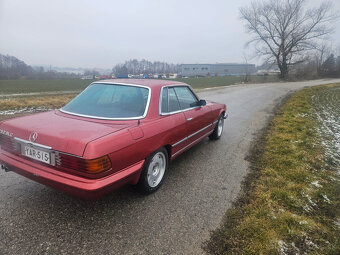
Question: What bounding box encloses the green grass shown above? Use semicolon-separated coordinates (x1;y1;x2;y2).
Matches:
0;79;93;94
204;84;340;254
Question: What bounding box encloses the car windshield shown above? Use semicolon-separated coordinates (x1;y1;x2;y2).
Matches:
61;83;150;119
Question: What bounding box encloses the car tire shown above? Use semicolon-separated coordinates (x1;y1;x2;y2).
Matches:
137;147;168;194
209;114;224;140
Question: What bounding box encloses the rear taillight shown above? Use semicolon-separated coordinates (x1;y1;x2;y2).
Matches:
56;153;112;174
0;134;19;154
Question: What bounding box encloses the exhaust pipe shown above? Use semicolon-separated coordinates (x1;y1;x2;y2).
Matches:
0;163;10;172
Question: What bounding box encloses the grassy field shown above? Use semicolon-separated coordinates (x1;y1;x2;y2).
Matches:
0;76;280;114
0;75;281;94
0;79;93;94
205;84;340;254
0;94;77;112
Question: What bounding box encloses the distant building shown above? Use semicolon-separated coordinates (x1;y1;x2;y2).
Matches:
181;63;256;77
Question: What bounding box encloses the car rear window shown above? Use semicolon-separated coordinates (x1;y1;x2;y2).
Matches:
61;83;150;119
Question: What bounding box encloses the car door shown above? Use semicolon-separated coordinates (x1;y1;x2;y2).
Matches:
159;86;188;153
173;86;212;144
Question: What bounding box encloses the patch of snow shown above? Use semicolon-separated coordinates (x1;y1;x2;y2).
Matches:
306;194;317;207
302;191;318;208
321;194;331;204
299;220;308;225
0;107;54;115
314;109;340;170
335;218;340;228
311;181;322;188
304;236;318;250
303;204;312;212
278;240;288;255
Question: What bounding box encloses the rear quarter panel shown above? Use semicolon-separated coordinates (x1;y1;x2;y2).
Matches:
83;112;188;173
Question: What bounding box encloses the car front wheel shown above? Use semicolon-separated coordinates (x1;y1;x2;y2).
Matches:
209;114;224;140
137;148;168;194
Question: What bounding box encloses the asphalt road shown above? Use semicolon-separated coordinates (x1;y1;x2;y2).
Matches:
1;79;340;255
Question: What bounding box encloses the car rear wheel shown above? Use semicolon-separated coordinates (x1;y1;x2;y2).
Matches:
209;114;224;140
137;148;168;194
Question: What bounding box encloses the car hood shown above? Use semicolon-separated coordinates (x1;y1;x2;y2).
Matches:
0;111;131;156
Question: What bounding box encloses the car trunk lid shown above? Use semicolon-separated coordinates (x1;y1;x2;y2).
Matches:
0;111;131;156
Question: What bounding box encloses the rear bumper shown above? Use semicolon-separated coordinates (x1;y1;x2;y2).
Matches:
0;148;144;199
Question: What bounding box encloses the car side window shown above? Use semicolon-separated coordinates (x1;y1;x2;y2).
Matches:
168;88;181;112
174;86;198;110
161;87;181;113
161;87;168;112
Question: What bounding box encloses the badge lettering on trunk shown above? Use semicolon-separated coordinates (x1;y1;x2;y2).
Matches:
0;129;13;137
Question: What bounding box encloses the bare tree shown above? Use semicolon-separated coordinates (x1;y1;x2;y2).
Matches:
314;43;332;75
240;0;338;79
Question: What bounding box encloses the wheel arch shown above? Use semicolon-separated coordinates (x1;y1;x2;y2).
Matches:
219;109;226;118
164;144;172;160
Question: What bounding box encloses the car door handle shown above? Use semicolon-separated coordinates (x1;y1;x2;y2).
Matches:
187;117;193;121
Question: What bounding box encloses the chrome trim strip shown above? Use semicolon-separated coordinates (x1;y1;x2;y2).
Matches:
59;109;148;120
14;137;52;150
14;137;56;166
172;137;188;147
160;106;200;116
171;123;213;147
55;151;83;158
187;124;212;139
159;85;200;116
172;130;213;157
60;82;152;120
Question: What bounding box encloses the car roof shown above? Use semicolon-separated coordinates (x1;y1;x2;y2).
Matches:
93;79;188;89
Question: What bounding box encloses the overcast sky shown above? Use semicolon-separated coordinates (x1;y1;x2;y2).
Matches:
0;0;339;69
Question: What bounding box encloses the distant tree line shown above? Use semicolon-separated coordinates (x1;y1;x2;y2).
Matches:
0;54;80;80
0;54;34;79
289;49;340;79
318;54;340;77
2;52;338;81
112;59;180;76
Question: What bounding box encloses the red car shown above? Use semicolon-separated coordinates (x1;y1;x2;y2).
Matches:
0;79;227;199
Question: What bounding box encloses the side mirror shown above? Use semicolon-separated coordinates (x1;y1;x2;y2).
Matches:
199;99;206;106
190;99;207;107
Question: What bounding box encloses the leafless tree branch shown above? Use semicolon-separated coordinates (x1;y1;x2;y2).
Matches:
240;0;339;78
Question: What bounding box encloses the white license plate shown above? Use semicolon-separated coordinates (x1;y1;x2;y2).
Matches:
23;146;50;164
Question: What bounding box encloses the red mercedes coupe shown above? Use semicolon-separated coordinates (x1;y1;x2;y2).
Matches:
0;79;227;198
